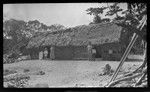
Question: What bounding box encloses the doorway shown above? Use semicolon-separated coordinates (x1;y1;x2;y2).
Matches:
95;46;102;58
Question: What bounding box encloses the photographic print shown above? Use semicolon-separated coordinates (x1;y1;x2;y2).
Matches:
3;3;147;88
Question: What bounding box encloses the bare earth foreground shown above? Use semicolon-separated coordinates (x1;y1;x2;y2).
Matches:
3;60;142;87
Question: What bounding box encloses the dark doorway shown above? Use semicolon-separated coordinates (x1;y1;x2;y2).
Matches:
95;46;102;58
47;46;50;59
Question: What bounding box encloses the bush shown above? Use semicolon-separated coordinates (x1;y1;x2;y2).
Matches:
3;56;20;64
23;69;30;73
3;52;24;64
4;74;30;82
3;69;17;76
99;64;114;76
36;71;45;75
3;74;30;88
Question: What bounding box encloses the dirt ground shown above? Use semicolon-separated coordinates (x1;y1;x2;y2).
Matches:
3;60;143;87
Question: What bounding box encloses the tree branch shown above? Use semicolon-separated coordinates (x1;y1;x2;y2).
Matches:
134;72;147;86
106;73;143;87
115;23;146;41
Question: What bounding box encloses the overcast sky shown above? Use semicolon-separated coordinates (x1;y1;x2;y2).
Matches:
3;3;127;27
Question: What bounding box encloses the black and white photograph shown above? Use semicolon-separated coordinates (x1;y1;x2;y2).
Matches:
3;3;147;88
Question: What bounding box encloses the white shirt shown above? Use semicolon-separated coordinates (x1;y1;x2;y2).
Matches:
92;49;96;54
87;45;92;51
44;50;48;55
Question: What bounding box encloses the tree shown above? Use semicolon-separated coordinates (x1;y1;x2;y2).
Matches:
116;3;146;53
106;3;147;87
48;24;66;32
105;3;124;20
3;19;30;58
101;18;111;22
86;7;108;24
87;3;146;54
86;3;147;87
119;3;147;38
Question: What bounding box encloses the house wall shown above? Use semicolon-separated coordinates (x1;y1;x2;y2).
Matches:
28;42;124;61
73;46;88;59
54;46;88;60
53;43;123;61
55;46;74;60
29;48;39;59
20;46;30;55
100;43;123;61
94;46;102;58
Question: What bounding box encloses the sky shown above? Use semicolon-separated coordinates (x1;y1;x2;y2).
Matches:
3;3;127;27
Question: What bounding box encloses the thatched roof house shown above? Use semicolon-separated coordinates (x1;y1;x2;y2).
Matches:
27;22;122;48
27;22;124;60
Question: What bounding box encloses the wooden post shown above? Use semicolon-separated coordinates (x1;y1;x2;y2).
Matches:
105;15;147;87
50;46;55;60
109;33;138;82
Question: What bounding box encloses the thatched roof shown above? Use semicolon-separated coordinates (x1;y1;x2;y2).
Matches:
27;22;122;48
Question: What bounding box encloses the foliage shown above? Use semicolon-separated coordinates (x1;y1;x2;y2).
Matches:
86;7;107;15
105;3;123;19
3;69;17;76
36;71;45;75
118;3;146;54
86;7;108;24
3;55;20;64
4;74;30;88
3;18;66;57
48;24;66;32
3;19;29;55
86;3;146;54
27;23;121;48
102;3;147;87
93;15;102;24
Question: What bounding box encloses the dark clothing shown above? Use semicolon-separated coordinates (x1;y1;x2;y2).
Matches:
50;47;55;60
91;48;96;61
92;53;96;61
88;51;92;61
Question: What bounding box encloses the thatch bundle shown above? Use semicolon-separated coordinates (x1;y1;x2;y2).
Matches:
27;22;122;48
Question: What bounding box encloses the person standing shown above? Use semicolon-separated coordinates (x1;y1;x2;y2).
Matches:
44;48;48;59
92;47;96;61
87;42;92;61
39;51;43;60
50;46;55;60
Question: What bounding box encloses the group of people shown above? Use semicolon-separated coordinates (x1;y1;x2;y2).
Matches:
87;42;96;61
39;46;55;60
